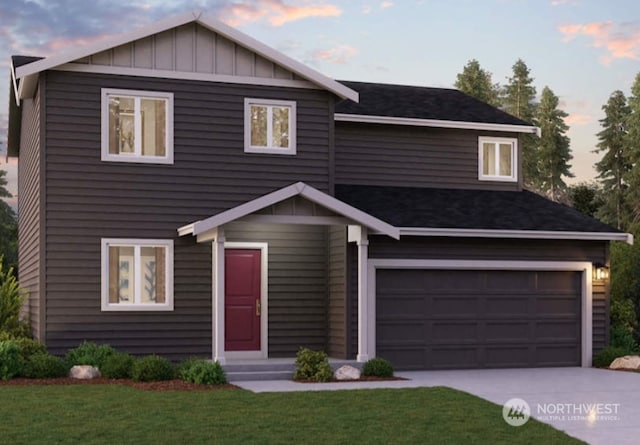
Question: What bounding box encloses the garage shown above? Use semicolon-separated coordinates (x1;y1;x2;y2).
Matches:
376;268;582;370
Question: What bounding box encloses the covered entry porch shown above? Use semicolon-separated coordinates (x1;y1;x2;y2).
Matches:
178;182;399;365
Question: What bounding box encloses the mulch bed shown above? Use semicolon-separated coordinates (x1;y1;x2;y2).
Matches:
0;378;240;391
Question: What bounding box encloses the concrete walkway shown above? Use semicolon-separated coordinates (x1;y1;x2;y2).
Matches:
233;367;640;445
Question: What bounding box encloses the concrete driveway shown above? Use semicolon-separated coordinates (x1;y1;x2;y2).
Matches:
235;367;640;445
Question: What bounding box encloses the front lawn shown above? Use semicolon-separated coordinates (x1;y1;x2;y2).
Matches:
0;385;582;444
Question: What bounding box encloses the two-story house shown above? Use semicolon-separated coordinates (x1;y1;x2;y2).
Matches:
7;11;631;371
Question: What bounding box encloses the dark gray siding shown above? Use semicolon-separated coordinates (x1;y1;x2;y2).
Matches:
327;226;347;358
592;281;609;354
225;223;328;357
348;237;609;359
17;82;44;341
335;123;522;191
43;70;335;358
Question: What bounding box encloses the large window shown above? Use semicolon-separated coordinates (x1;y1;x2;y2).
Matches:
244;98;296;155
101;89;174;164
101;239;174;311
478;137;517;182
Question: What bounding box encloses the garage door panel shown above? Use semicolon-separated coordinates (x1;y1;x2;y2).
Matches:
376;269;581;370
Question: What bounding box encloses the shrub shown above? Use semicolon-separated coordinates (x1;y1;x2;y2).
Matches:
22;353;68;378
101;352;135;379
593;346;630;368
293;347;333;382
362;357;394;378
610;325;638;352
65;341;116;369
0;332;46;361
131;355;175;382
0;340;22;380
178;359;227;385
0;261;30;338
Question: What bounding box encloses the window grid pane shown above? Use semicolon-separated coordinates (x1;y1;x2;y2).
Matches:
141;98;167;157
499;143;512;176
109;245;166;305
483;143;496;176
109;246;135;304
109;96;135;155
251;105;268;147
272;107;290;148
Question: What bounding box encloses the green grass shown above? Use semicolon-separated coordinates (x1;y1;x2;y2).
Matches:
0;385;583;444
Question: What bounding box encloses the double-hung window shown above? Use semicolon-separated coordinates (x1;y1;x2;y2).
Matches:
478;137;517;182
244;98;296;155
101;88;174;164
101;239;174;311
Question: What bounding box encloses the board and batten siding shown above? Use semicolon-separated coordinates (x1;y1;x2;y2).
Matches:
17;82;44;341
42;70;335;358
335;122;522;191
225;223;329;357
347;236;610;359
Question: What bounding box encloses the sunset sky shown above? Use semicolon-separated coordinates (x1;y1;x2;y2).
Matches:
2;0;640;208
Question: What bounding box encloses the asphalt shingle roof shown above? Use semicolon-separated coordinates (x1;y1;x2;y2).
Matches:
336;80;531;126
335;184;620;233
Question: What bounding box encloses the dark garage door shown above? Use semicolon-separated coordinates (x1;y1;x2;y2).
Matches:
376;269;582;370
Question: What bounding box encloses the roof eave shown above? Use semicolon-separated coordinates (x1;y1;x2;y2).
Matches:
397;227;633;245
335;113;540;135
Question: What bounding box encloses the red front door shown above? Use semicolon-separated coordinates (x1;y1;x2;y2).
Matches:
225;249;261;351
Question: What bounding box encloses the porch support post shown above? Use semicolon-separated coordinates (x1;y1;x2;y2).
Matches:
212;227;226;364
355;226;370;362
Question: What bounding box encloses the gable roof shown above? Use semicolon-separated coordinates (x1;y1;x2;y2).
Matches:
335;184;632;243
335;81;540;136
179;182;400;240
12;11;358;102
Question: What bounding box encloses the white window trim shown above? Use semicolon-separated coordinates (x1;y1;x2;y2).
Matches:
101;88;174;164
478;136;517;182
101;238;174;311
244;98;297;155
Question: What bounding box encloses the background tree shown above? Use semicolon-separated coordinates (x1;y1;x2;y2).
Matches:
503;59;539;188
594;90;632;230
624;73;640;230
454;59;501;107
534;86;573;201
0;168;17;272
567;181;604;217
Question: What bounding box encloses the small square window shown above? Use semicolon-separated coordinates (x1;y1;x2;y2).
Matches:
244;98;296;155
101;239;173;311
101;89;174;164
478;137;517;182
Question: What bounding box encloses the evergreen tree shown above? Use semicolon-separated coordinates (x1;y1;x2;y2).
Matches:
624;73;640;229
0;168;17;271
535;86;573;202
567;181;604;218
503;59;539;188
454;59;501;107
594;90;632;230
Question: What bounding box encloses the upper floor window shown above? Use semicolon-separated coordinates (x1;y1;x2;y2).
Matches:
101;89;174;164
478;137;517;182
244;98;296;155
101;239;174;311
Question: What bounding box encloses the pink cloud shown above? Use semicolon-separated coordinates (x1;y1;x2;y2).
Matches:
310;44;357;64
558;21;640;64
380;1;394;8
220;0;342;27
565;113;592;126
551;0;578;6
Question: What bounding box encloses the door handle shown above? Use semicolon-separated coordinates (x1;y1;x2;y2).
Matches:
256;299;261;317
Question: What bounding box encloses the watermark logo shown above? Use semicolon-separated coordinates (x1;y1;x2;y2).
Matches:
502;398;531;427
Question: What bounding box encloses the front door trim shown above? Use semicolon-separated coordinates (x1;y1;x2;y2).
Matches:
367;259;593;368
222;242;268;361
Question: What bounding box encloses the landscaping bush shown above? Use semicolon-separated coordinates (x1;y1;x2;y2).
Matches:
593;346;630;368
0;340;22;380
610;325;638;352
101;352;135;379
0;261;30;338
178;358;227;385
22;353;68;378
131;355;175;382
293;347;333;382
0;333;46;361
362;357;394;378
65;341;116;369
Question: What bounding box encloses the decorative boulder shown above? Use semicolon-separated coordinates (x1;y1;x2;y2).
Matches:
69;365;101;379
609;355;640;370
334;365;361;381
